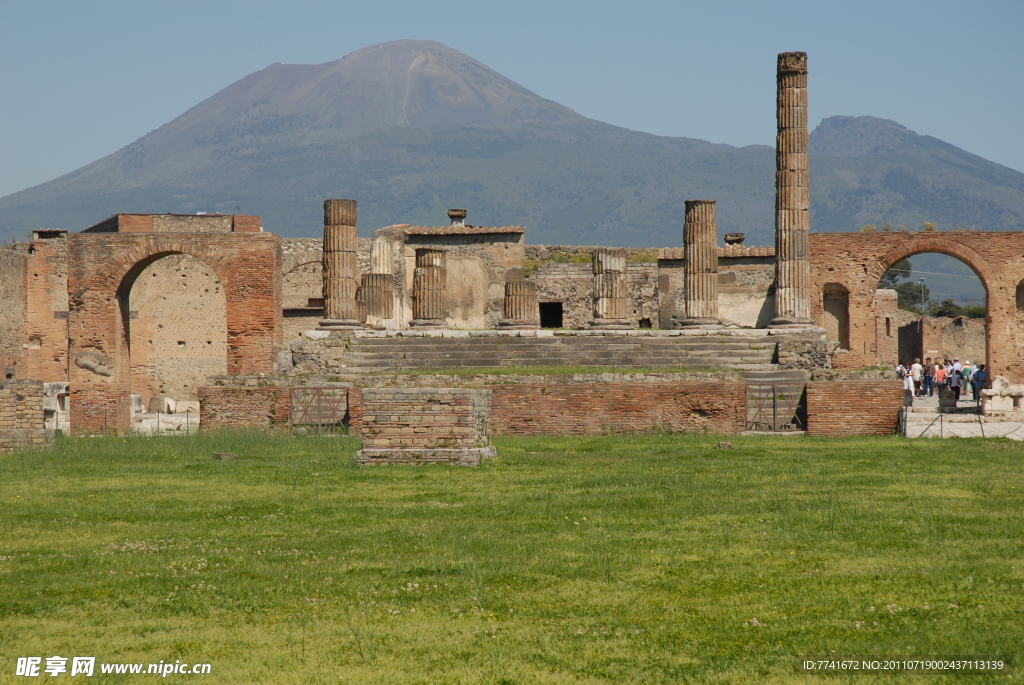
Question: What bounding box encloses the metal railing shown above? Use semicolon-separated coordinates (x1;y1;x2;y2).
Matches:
289;387;348;432
745;383;806;432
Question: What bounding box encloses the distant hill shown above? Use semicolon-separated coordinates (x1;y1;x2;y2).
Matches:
2;40;1023;246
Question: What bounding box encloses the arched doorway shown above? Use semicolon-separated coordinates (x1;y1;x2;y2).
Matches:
123;254;227;406
808;232;1024;379
875;252;987;370
68;231;281;434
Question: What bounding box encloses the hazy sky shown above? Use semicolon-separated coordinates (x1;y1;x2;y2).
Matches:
1;0;1022;198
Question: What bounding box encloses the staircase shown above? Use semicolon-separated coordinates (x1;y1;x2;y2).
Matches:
339;334;780;374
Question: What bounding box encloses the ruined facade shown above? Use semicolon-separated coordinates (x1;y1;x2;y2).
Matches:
0;50;1016;442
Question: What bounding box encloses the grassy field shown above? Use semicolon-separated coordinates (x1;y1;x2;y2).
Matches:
1;431;1022;683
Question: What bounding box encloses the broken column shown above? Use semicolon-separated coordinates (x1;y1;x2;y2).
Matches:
499;280;539;328
676;199;721;328
589;248;631;329
319;199;362;330
410;248;448;328
360;273;394;326
771;51;815;327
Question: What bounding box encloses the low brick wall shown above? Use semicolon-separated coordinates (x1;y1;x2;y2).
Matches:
0;380;54;453
198;387;291;429
353;387;491;450
805;380;904;436
490;382;746;436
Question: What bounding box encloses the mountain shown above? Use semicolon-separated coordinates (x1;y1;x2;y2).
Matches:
2;40;1023;246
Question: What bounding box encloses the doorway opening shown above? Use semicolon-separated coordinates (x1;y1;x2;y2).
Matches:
539;301;563;328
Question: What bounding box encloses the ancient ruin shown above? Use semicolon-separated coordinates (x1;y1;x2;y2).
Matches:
0;50;1013;450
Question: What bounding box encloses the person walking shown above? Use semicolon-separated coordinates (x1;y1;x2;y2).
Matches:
911;358;923;396
923;357;935;397
935;361;946;395
948;361;961;403
972;364;988;406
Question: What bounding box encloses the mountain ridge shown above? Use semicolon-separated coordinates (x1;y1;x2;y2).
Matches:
2;40;1023;246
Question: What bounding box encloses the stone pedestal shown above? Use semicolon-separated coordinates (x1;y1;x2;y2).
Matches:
499;280;539;328
411;249;448;328
770;52;815;328
319;199;362;330
589;248;631;329
676;199;722;328
355;388;495;466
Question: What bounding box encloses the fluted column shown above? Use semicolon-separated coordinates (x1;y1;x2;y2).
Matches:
360;273;394;322
370;236;393;275
771;51;814;326
319;199;362;329
589;248;631;329
411;249;448;328
677;199;721;328
499;280;539;328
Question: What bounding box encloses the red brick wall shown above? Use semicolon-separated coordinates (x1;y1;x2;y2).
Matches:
490;382;746;436
805;380;903;436
67;231;281;434
809;232;1019;378
23;236;69;383
198;387;290;429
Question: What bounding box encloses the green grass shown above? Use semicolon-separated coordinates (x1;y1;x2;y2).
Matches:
1;432;1023;683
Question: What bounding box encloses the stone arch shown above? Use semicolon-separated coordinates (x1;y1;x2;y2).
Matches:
67;231;280;434
868;237;991;296
120;252;228;404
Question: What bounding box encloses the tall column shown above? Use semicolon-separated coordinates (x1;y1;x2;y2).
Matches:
499;280;539;328
411;249;448;328
677;200;721;328
771;51;814;327
589;248;631;329
319;199;361;330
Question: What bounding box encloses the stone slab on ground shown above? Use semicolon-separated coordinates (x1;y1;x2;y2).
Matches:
355;446;496;467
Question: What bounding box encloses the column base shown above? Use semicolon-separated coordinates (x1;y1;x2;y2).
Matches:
318;319;363;331
498;319;539;329
588;319;633;330
672;317;723;329
768;317;817;329
410;319;449;329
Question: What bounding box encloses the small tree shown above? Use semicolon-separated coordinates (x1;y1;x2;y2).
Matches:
929;299;963;318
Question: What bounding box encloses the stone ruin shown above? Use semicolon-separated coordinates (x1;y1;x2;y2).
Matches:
2;50;1022;452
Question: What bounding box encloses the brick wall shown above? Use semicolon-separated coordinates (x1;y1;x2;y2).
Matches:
68;230;281;434
809;232;1021;379
0;248;25;376
805;380;903;437
353;387;491;449
489;382;746;435
0;380;54;453
128;253;228;404
198;387;291;428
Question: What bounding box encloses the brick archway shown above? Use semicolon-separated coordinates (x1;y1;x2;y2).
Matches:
810;231;1024;381
68;232;281;434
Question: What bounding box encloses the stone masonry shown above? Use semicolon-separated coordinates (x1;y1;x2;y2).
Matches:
351;387;495;465
0;379;54;453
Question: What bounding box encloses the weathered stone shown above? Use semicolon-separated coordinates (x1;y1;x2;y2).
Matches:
771;51;814;327
320;199;361;329
411;249;448;328
499;280;539;328
677;200;721;328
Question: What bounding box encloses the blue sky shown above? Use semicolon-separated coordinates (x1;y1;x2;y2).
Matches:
0;0;1022;198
